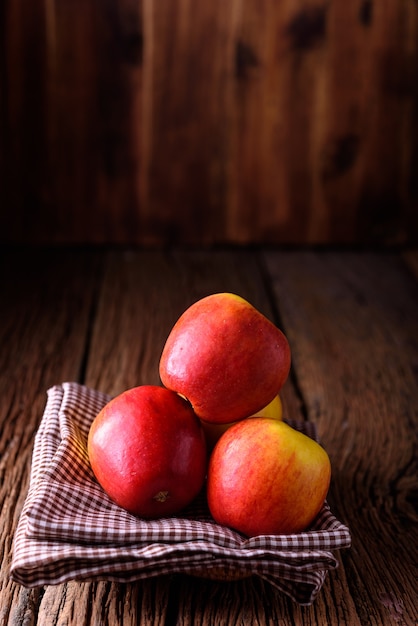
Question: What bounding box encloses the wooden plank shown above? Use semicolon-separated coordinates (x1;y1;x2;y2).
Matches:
263;250;418;625
0;249;101;625
33;249;361;625
35;578;173;626
227;0;323;243
0;0;50;241
140;0;234;245
2;2;418;246
354;1;418;244
0;0;144;245
4;248;416;624
46;0;144;244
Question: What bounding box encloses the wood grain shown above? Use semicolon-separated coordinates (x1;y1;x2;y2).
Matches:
1;248;417;624
0;249;101;625
263;250;418;625
33;250;358;625
1;1;418;245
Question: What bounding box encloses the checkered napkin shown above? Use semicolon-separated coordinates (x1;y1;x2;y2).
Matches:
11;382;351;605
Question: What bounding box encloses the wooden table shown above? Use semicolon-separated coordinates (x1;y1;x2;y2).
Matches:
1;247;417;625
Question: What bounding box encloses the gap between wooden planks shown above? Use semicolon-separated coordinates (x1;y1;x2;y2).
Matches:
1;248;417;625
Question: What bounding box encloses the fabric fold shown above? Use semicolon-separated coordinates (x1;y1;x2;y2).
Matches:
11;382;351;605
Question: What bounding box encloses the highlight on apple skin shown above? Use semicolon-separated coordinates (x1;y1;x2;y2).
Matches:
206;417;331;537
159;293;291;425
87;385;207;519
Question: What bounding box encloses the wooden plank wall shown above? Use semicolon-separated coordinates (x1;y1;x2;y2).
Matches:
1;0;417;246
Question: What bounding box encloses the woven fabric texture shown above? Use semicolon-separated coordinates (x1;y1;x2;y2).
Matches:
11;382;351;605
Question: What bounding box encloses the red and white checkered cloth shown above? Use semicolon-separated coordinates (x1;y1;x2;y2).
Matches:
11;382;351;605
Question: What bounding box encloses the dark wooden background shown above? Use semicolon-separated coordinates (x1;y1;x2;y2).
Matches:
1;0;418;246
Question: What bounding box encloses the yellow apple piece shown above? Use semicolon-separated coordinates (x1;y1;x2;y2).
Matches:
202;394;283;452
251;393;283;419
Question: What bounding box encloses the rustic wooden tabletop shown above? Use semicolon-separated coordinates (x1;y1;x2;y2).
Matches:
1;247;417;626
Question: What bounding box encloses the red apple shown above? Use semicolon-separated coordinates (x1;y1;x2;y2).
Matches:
159;293;291;424
87;385;207;518
207;417;331;536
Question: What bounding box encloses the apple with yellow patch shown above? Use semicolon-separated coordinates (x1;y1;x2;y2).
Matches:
207;417;331;536
159;293;291;425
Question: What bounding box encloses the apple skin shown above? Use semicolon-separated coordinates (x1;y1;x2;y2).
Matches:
201;394;283;453
251;393;283;419
87;385;207;518
159;293;291;424
206;418;331;536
